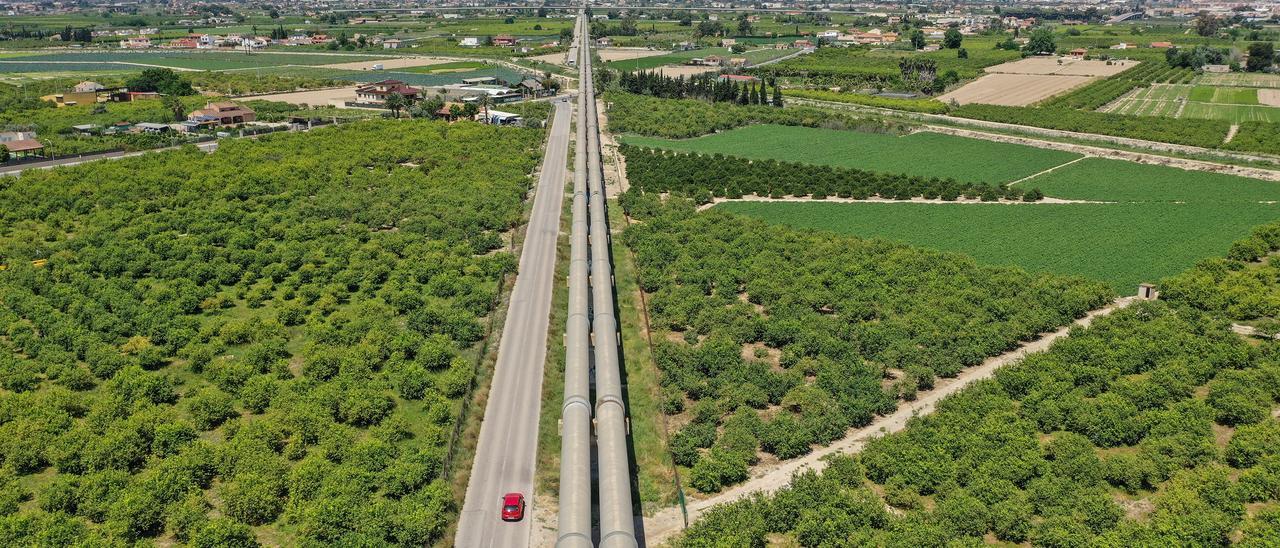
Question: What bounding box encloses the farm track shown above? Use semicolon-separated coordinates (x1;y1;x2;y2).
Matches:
693;194;1107;212
1007;155;1089;186
641;296;1140;546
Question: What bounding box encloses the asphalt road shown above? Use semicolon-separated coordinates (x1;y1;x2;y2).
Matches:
455;99;572;548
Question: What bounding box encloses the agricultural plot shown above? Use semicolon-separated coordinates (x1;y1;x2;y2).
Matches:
0;120;546;546
938;73;1096;106
984;56;1137;77
620;124;1081;184
625;205;1113;494
8;51;386;71
719;201;1280;293
1019;157;1280;203
395;61;491;74
1188;86;1259;105
314;57;457;71
1103;84;1188;116
716;156;1280;291
1182;102;1280;123
605;47;794;72
1194;72;1280;89
0;61;140;73
1105;83;1280;123
335;67;528;87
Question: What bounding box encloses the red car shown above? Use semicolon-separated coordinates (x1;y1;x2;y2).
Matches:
501;493;525;522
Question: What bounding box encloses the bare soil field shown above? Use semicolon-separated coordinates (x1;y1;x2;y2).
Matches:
1259;89;1280;107
527;51;570;65
243;86;358;107
985;56;1137;77
316;56;452;71
653;65;719;78
938;73;1095;106
529;47;667;66
597;47;670;61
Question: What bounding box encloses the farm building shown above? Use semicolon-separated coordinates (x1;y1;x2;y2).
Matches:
517;78;553;97
354;80;423;106
2;139;43;159
188;103;257;126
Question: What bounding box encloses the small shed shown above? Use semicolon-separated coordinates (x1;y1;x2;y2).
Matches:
3;139;44;158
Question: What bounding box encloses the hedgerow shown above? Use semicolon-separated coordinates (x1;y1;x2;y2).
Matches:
0;119;543;545
620;145;1043;203
624;202;1113;493
782;88;950;114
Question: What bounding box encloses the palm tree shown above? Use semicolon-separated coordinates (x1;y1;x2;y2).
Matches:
479;94;492;124
384;92;406;118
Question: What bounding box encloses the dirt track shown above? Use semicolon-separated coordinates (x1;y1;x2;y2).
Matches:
239;86;357;107
641;296;1140;546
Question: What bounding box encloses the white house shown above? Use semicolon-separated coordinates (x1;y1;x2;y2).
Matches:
459;37;480;47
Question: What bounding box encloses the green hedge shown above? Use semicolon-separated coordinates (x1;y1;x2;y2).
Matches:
783;89;950;114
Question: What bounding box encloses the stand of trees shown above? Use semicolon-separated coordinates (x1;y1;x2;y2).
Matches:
0;119;544;545
621;202;1112;493
673;207;1280;546
617;71;783;107
620;145;1044;203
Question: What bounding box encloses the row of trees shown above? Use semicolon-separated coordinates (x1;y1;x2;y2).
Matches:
620;145;1046;203
616;71;782;106
622;201;1114;492
0;119;545;544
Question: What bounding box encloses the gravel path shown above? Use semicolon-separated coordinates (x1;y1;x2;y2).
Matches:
640;296;1141;546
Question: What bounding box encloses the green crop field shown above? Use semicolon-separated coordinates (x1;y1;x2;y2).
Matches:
1105;83;1280;123
620;124;1081;184
1183;102;1280;123
1189;86;1259;105
11;51;385;71
396;61;490;73
715;154;1280;291
1016;157;1280;203
718;201;1280;292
